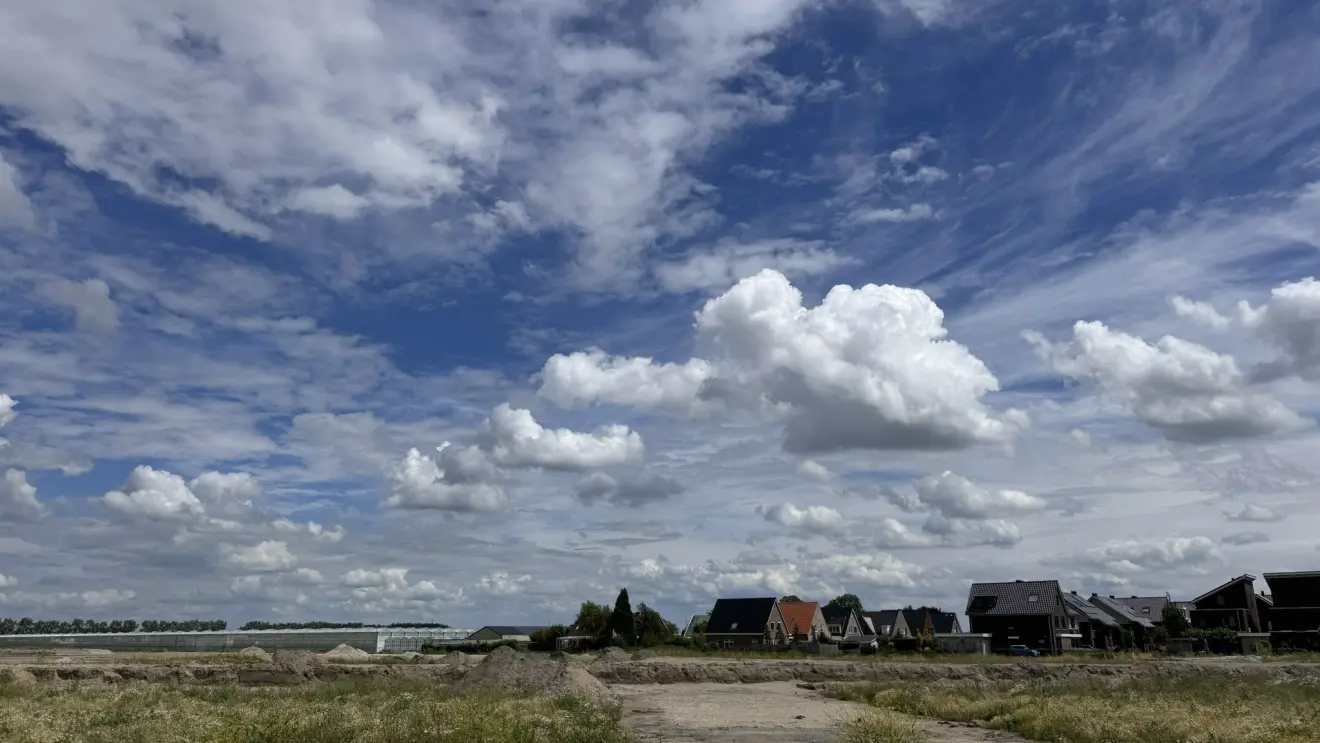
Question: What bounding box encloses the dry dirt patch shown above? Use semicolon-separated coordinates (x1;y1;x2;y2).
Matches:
615;682;1024;743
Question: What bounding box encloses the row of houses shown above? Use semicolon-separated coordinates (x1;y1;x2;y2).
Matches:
966;570;1320;654
699;598;968;651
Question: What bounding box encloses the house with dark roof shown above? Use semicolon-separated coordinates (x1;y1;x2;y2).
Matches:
1090;595;1155;648
966;579;1071;654
779;600;828;641
1113;595;1171;625
930;611;962;634
1062;591;1120;650
706;597;788;649
861;610;907;638
1263;571;1320;650
1189;574;1264;633
821;605;866;643
900;608;935;637
467;625;550;643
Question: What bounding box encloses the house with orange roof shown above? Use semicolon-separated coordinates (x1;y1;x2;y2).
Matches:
778;600;829;642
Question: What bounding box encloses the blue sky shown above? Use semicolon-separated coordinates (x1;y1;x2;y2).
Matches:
2;0;1320;629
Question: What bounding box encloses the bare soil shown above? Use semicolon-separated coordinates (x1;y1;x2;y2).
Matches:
615;682;1025;743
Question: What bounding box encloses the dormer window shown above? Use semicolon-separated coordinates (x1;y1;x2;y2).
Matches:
1027;594;1039;602
1141;607;1150;614
730;622;738;630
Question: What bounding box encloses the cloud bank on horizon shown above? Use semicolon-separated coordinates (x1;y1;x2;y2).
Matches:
2;0;1320;626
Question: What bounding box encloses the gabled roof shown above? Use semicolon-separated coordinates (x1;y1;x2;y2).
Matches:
901;608;930;632
1062;592;1119;627
820;605;854;624
1257;594;1274;607
1113;596;1169;620
707;598;777;634
681;614;709;636
862;610;899;628
860;616;877;634
966;580;1062;616
1090;595;1155;628
1191;574;1256;606
780;601;822;634
930;611;959;633
478;625;548;636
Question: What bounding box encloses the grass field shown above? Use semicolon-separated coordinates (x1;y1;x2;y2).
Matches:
0;673;629;743
831;674;1320;743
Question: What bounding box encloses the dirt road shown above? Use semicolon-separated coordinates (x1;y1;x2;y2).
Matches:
614;682;1026;743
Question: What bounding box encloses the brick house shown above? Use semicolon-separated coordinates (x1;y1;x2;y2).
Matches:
778;600;828;642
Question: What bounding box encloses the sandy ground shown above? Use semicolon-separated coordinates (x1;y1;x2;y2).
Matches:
615;682;1025;743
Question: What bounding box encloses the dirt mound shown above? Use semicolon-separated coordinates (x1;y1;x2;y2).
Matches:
238;647;272;662
436;651;470;665
596;646;630;662
461;647;610;700
1;667;36;686
631;649;657;660
399;651;427;663
322;643;372;661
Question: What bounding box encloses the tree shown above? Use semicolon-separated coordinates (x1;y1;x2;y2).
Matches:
609;588;636;646
529;625;568;651
1161;605;1191;638
773;625;787;646
780;595;801;603
633;603;676;647
825;593;864;615
572;601;613;639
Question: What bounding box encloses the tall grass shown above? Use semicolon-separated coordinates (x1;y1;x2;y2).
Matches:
832;675;1320;743
0;677;632;743
835;709;926;743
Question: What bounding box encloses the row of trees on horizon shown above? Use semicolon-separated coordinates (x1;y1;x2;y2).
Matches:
0;619;454;635
0;618;228;634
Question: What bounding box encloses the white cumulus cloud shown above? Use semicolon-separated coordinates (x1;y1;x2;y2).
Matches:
385;447;508;512
757;502;847;537
1026;321;1306;442
797;459;834;483
482;404;644;472
222;541;297;572
540;269;1026;454
0;469;45;521
1225;504;1282;523
914;471;1046;520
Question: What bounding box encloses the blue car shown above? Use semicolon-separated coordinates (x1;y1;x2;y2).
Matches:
1008;645;1041;657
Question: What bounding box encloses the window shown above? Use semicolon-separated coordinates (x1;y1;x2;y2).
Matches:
1217;595;1225;606
968;596;998;612
829;624;842;634
1027;594;1040;603
730;622;739;630
1141;607;1150;614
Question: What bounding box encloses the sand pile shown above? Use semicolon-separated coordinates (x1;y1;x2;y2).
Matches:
238;647;272;662
436;651;470;665
1;668;36;686
631;649;657;660
461;646;610;700
399;651;427;663
322;643;372;661
596;647;630;662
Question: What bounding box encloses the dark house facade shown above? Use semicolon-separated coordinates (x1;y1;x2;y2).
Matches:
705;597;788;649
861;610;907;637
1063;591;1120;650
822;606;865;642
1090;595;1155;648
930;611;962;634
1190;575;1263;633
1263;571;1320;650
966;580;1070;654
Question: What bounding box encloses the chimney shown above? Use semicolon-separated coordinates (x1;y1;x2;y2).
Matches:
1109;595;1114;599
1015;579;1023;583
1070;590;1077;595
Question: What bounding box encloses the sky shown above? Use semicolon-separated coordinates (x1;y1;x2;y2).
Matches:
1;0;1319;631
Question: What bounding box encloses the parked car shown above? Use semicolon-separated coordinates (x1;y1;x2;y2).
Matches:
1007;645;1041;657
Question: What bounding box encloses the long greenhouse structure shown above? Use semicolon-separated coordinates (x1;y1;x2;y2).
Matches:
0;626;477;653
